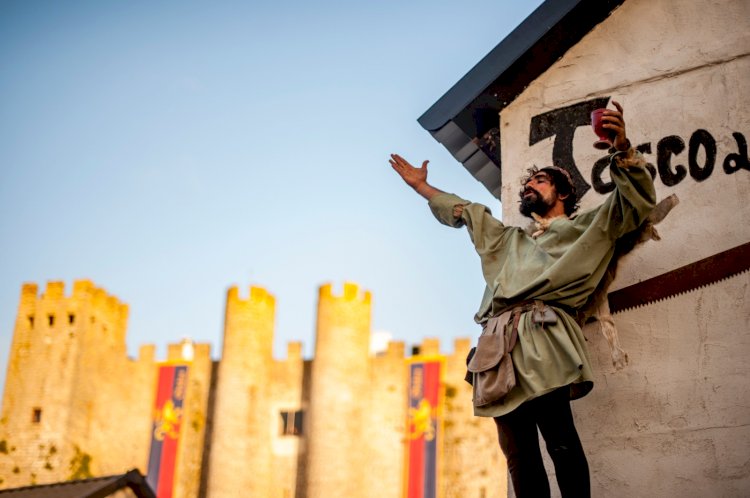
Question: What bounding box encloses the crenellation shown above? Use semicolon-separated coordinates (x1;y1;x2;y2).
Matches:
317;282;333;299
318;281;371;304
42;281;64;300
420;337;441;356
166;343;185;361
227;285;276;306
342;281;357;300
117;304;129;329
226;285;239;302
453;338;472;356
138;344;155;363
105;296;118;316
91;288;107;310
192;343;211;361
164;339;210;363
249;285;273;304
72;279;94;298
385;340;405;358
3;279;507;497
225;286;276;329
20;283;39;303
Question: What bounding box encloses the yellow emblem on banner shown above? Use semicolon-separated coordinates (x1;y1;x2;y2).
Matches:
408;399;435;441
153;399;183;441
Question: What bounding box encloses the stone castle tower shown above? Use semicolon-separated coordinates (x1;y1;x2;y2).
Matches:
0;281;155;486
207;286;276;497
305;283;372;498
0;280;505;497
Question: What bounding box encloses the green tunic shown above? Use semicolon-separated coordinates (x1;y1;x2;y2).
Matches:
428;150;656;417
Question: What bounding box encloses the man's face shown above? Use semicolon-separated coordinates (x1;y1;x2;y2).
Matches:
519;172;559;217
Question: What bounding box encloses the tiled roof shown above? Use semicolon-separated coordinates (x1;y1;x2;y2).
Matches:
0;469;155;498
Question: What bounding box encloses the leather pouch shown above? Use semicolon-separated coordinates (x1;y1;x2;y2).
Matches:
467;317;516;407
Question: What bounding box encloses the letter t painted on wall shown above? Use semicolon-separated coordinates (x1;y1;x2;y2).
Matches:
529;97;611;198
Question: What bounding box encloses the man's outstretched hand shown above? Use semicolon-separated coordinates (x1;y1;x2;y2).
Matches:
389;154;428;189
602;101;630;151
389;154;443;200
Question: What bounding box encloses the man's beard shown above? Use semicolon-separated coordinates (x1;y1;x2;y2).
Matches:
519;189;554;218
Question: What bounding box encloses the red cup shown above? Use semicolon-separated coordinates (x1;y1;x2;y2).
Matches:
591;108;615;150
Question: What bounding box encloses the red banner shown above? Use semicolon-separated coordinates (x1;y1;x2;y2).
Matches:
404;356;444;498
146;363;189;498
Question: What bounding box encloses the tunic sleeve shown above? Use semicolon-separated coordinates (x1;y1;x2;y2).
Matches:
579;148;657;239
428;192;471;228
428;192;510;256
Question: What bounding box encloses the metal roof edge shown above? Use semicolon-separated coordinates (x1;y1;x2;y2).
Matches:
418;0;625;132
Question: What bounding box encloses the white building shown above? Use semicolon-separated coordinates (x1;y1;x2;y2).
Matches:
419;0;750;496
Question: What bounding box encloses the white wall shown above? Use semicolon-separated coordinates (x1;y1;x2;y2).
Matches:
497;0;750;495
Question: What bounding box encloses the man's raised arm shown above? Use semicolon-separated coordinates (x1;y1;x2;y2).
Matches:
587;101;657;238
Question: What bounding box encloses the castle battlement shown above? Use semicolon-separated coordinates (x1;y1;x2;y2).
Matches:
415;337;475;357
138;344;156;363
18;283;39;310
21;282;38;296
226;285;275;308
72;279;95;297
383;340;405;359
167;340;211;363
25;279;128;312
3;279;502;498
41;281;65;299
16;280;129;331
453;337;472;355
418;338;441;356
319;281;372;304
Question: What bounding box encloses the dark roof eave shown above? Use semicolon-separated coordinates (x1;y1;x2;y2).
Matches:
418;0;626;133
0;469;155;498
93;469;156;498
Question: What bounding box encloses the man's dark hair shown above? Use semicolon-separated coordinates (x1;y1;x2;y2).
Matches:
519;166;580;217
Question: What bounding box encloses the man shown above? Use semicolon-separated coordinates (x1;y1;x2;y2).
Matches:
389;102;656;498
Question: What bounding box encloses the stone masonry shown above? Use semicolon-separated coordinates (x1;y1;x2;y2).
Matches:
0;280;506;497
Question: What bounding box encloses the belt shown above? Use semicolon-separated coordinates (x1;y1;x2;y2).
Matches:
465;300;557;385
482;300;557;339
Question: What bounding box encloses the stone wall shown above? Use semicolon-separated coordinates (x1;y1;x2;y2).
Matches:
1;280;508;497
496;0;750;495
269;341;307;498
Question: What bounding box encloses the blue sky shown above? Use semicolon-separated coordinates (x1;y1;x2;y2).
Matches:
0;0;544;383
